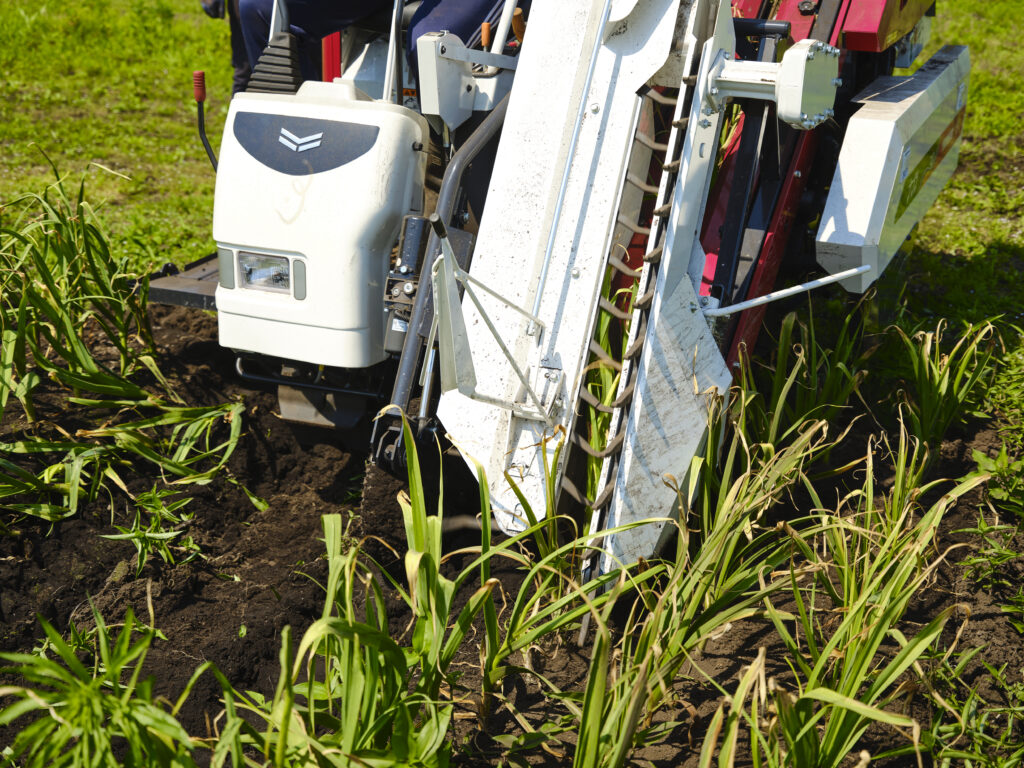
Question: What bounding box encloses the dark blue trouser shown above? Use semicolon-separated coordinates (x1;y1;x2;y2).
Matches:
238;0;521;83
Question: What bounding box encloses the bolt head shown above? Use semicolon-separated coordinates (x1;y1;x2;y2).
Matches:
403;282;415;295
832;77;843;87
793;170;802;178
590;103;600;114
699;118;711;128
710;87;719;96
571;267;581;278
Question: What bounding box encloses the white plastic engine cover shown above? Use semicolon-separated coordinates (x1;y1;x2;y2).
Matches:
816;46;969;292
214;80;428;368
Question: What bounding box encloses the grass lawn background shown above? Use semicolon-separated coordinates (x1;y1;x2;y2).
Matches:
1;0;1020;320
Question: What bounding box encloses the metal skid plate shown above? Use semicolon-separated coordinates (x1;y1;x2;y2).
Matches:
148;254;220;310
816;45;970;293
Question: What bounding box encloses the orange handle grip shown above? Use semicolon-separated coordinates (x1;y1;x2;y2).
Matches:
512;8;526;43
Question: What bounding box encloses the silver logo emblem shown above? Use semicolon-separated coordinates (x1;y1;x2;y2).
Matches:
278;128;323;152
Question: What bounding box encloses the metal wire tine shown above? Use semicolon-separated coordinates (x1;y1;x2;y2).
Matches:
589;339;623;371
572;429;625;459
634;288;655;310
626;171;660;194
616;213;651;236
641;87;678;106
599;296;632;321
635;132;669;153
608;253;641;278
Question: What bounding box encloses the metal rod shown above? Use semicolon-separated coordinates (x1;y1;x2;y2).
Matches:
702;264;872;317
417;348;437;421
269;0;288;39
484;0;520;75
490;0;520;54
527;0;614;334
386;96;510;429
382;0;404;103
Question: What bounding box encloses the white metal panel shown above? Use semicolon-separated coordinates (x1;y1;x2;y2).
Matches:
214;81;427;368
816;46;970;292
437;0;684;533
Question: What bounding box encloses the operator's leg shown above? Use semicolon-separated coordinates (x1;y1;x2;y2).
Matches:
238;0;390;73
228;0;252;94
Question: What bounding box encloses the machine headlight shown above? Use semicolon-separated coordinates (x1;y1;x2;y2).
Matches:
238;252;290;293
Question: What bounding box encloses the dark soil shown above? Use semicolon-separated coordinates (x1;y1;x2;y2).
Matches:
1;305;1022;765
0;306;362;739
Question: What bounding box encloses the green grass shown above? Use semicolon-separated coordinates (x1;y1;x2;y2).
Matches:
898;0;1024;328
0;0;235;270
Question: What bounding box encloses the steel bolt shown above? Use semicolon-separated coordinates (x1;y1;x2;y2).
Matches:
699;296;709;307
403;282;415;295
703;105;714;115
571;267;581;278
709;87;719;96
399;264;411;274
832;77;843;87
793;170;802;178
807;51;815;60
591;103;600;114
699;118;711;128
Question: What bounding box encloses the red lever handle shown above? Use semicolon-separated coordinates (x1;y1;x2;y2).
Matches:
193;70;207;103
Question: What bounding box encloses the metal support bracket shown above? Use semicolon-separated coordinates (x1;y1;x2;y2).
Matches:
417;32;516;130
439;45;519;71
427;216;558;425
707;38;840;129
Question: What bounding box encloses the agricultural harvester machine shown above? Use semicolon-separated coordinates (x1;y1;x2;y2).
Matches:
152;0;969;571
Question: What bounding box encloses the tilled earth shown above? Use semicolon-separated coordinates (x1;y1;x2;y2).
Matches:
1;305;1021;765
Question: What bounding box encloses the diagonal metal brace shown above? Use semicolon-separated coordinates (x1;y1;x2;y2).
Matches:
427;215;557;425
